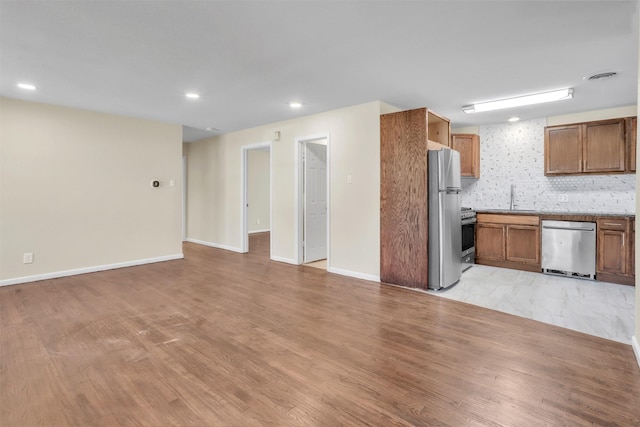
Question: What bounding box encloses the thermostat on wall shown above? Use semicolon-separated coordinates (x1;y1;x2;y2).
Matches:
151;180;160;188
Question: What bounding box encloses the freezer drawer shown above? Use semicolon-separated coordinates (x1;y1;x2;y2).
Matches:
541;220;596;279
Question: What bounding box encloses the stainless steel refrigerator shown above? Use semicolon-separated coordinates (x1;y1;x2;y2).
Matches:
428;148;462;290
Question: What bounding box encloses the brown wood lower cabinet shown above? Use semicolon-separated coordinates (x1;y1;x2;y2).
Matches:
596;217;634;286
597;231;626;274
476;212;635;285
631;219;635;278
506;225;540;264
476;223;505;260
476;214;540;272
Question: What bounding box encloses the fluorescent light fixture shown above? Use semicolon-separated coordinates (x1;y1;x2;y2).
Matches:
185;93;200;99
463;88;573;113
508;117;520;122
17;83;36;90
289;101;302;108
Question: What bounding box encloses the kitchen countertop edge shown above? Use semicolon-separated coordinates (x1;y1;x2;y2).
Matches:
476;209;634;219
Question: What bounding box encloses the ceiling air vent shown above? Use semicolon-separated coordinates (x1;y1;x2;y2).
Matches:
587;72;617;81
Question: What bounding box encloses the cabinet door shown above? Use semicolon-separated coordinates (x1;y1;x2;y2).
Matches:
506;225;540;265
476;223;506;261
451;134;480;178
597;230;627;275
630;220;635;277
545;125;582;175
628;117;637;172
583;119;626;173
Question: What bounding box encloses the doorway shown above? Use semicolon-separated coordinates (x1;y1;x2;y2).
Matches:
296;135;329;267
241;142;272;256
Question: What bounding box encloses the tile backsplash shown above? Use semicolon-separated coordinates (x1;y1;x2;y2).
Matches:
460;118;636;214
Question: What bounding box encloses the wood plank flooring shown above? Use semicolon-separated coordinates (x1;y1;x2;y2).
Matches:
1;232;639;426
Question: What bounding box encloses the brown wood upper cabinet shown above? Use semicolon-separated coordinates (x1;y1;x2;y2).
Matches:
380;107;450;290
545;117;635;175
545;125;582;174
451;133;480;178
427;110;451;148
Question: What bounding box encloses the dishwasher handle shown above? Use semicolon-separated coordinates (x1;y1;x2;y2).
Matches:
542;224;596;232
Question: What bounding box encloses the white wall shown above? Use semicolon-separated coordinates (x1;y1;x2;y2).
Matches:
186;101;399;279
247;149;270;233
547;106;637;126
0;97;183;284
461;109;636;214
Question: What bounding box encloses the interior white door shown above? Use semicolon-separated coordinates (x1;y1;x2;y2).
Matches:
304;143;327;263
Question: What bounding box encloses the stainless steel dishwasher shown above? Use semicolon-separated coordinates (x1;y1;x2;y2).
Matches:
541;220;596;280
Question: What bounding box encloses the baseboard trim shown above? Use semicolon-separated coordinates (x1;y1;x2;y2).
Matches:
0;253;184;287
632;336;640;370
328;267;380;283
249;229;270;234
270;256;297;265
185;238;244;253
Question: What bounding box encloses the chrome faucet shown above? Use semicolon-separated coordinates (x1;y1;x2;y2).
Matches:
510;184;517;210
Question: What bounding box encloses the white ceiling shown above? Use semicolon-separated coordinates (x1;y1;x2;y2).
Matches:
1;1;638;142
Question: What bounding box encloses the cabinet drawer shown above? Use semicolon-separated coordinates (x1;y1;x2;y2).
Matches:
597;218;627;231
477;214;540;226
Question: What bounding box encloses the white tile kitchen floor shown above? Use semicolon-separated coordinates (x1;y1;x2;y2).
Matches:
428;265;636;344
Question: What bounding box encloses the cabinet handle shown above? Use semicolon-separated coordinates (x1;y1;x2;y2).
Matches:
604;222;623;227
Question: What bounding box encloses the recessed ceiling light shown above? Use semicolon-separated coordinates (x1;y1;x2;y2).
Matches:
289;102;302;109
463;88;573;113
185;93;200;99
17;83;36;90
508;117;520;122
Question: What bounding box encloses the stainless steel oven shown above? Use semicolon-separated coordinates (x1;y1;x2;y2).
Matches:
461;207;476;271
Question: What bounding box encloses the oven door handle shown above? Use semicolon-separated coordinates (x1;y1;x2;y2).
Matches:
461;218;477;225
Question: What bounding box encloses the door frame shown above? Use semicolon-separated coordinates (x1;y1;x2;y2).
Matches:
182;155;187;241
295;133;330;265
241;141;272;254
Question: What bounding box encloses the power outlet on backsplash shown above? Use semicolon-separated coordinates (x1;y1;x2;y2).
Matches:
559;194;569;203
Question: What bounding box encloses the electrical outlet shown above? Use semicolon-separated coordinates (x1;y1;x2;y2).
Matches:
559;194;569;203
256;219;260;225
23;252;33;264
347;174;352;184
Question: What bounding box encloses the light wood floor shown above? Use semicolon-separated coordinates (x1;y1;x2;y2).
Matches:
2;233;639;426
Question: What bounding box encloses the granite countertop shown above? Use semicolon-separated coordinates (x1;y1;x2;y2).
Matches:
476;209;634;218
